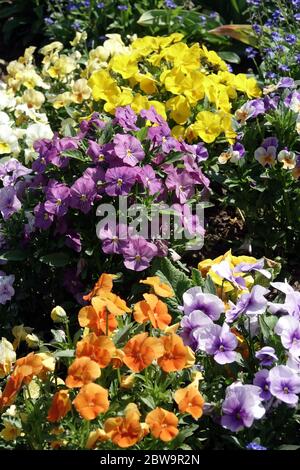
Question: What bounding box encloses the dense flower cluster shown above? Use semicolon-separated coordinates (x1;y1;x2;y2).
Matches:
0;252;299;450
246;0;300;79
0;105;209;313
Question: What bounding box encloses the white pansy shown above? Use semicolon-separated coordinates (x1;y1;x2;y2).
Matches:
0;125;20;155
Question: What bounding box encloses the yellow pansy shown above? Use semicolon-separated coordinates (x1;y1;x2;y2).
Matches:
109;53;139;79
187;111;222;143
71;78;91;103
0;338;16;378
88;69;119;101
47;55;77;79
234;74;261;98
171;125;185;139
201;45;228;71
166;95;190;125
104;87;133;114
22;89;45;109
0;422;22;441
134;72;158;94
40;41;64;56
131;93;150;113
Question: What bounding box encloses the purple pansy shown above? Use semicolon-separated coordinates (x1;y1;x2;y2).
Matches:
253;369;272;400
137;165;162;196
122;236;157;271
182;286;224;320
255;346;278;366
113;134;145;166
70;176;97;214
0;186;22;220
34;202;54;229
226;285;268;323
99;224;129;255
0;271;15;304
269;365;300;405
105;166;137;196
65;230;82;253
165;168;195;204
87;140;106;163
44;180;70;217
221;383;265;432
140;106;166;125
83;167;106;194
0;158;31;187
114;106;139;132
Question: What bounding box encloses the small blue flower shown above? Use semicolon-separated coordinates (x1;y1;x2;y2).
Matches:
164;0;177;8
117;4;128;10
45;17;54;26
246;47;258;59
246;442;267;451
285;34;297;45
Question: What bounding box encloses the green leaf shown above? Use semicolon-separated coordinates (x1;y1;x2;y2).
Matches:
209;24;258;46
0;250;27;262
191;268;205;288
61;149;89;162
54;349;75;358
218;51;241;64
151;257;193;303
135;127;148;141
204;275;217;295
259;314;275;340
278;445;300;450
39;252;71;267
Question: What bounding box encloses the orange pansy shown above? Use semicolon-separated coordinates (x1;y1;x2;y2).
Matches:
145;407;179;442
92;292;130;316
140;276;174;298
83;273;116;302
73;383;109;420
104;403;147;448
65;356;101;388
0;373;23;410
158;334;190;372
86;429;109;449
174;384;205;419
47;389;72;423
78;304;117;335
134;294;172;330
76;333;116;368
122;332;164;373
111;348;125;369
14;352;43;384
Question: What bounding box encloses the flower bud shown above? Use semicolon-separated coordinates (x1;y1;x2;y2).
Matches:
51;306;67;323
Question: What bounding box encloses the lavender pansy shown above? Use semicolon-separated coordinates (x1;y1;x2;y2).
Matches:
253;369;272;400
226;285;268;323
255;346;278;366
0;186;22;220
274;316;300;357
221;383;265;432
269;365;300;405
182;286;224;320
195;322;238;364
